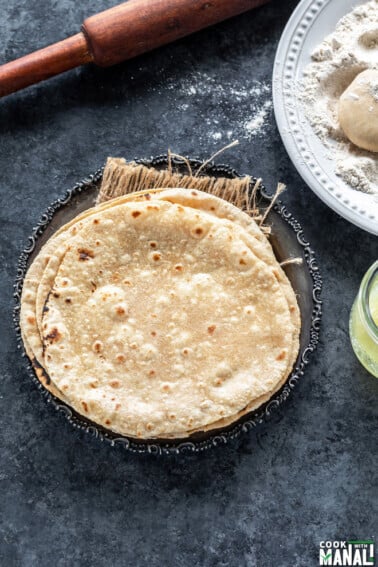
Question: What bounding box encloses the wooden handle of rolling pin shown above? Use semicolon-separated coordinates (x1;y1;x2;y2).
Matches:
0;0;269;97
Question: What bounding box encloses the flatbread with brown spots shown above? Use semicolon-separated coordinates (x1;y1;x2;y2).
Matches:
40;199;297;438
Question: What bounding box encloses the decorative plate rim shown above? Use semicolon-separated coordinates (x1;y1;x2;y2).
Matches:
272;0;378;236
13;156;322;455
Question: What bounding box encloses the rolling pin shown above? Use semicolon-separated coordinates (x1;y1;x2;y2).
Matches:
0;0;269;98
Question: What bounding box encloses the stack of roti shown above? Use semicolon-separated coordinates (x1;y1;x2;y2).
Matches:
20;166;300;440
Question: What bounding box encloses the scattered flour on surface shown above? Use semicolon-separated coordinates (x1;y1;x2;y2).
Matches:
244;100;273;139
158;71;273;142
299;0;378;195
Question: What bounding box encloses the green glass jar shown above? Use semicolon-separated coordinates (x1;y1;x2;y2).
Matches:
349;261;378;378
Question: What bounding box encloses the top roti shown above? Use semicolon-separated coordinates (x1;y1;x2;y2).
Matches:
41;198;296;438
22;188;299;370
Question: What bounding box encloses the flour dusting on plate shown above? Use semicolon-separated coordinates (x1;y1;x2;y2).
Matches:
299;0;378;195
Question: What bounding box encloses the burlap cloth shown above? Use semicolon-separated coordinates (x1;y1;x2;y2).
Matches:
96;156;269;223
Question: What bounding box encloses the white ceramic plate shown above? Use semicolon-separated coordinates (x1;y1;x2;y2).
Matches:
272;0;378;236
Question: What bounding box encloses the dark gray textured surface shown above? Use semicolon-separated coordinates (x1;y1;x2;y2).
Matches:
0;1;377;566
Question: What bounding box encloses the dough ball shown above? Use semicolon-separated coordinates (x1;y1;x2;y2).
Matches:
338;69;378;153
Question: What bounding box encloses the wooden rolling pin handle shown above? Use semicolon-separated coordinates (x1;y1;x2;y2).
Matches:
0;34;92;97
0;0;269;97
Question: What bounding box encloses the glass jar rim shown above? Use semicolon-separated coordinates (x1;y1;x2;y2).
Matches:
359;260;378;343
